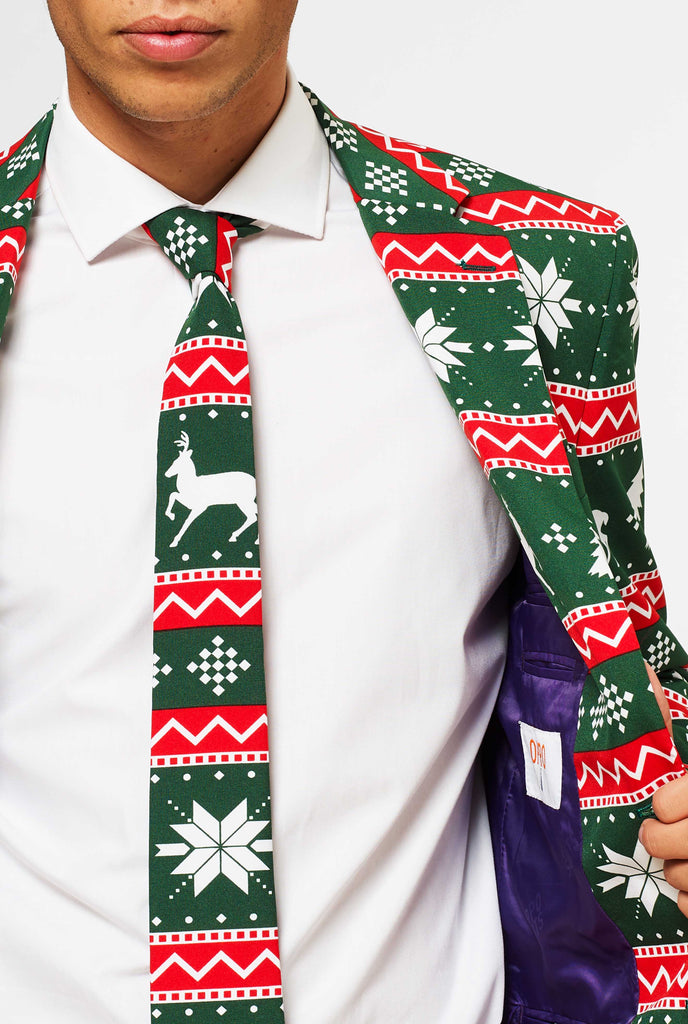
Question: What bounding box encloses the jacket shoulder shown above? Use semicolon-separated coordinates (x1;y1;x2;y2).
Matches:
427;145;628;242
427;149;637;386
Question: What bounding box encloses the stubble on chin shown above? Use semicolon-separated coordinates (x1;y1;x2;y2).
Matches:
67;38;284;127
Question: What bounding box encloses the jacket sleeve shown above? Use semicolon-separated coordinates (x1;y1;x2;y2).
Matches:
574;220;688;761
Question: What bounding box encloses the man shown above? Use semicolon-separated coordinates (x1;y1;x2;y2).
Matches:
0;2;687;1023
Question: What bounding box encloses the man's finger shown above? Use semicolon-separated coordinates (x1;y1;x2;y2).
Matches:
640;816;688;860
679;891;688;919
663;859;688;892
651;773;688;824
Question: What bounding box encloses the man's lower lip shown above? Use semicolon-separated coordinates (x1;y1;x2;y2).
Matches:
121;32;220;61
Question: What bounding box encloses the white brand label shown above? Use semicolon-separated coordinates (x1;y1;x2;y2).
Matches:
519;721;562;810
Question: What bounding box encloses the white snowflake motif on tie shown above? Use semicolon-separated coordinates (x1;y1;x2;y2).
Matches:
156;799;273;895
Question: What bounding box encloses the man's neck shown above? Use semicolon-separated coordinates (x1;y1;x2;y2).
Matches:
64;48;288;205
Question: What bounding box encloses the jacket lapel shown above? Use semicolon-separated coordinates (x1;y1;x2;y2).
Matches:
0;108;53;330
306;93;653;662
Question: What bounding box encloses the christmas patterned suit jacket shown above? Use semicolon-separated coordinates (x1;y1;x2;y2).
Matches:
1;92;687;1024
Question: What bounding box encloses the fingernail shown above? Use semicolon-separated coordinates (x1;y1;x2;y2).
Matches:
639;822;647;845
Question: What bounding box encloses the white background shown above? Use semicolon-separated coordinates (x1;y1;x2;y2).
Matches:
3;0;687;630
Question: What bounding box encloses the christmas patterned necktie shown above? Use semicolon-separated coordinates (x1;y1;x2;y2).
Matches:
144;208;285;1024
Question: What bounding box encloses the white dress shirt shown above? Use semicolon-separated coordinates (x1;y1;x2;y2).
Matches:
0;69;518;1024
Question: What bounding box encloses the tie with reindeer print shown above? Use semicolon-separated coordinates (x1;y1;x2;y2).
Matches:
144;209;285;1024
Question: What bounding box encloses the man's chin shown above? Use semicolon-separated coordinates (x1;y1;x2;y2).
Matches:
86;70;239;126
110;90;230;125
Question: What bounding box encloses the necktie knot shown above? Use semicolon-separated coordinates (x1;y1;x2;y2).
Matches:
145;206;264;290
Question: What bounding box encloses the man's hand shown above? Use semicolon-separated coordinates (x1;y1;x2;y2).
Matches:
638;662;688;917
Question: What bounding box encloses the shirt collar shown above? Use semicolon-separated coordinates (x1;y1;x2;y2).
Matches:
44;65;329;262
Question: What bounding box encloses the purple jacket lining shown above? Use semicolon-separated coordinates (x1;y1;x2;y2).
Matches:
482;553;639;1024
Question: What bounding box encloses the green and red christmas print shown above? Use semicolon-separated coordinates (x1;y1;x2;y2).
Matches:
1;87;688;1022
307;93;688;1020
143;207;284;1023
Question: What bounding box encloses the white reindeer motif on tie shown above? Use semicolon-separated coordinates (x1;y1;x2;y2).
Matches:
164;431;257;548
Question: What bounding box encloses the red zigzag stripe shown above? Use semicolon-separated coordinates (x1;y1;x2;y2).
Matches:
461;190;621;232
163;345;251;402
459;411;571;476
575;728;682;807
635;944;688;1011
154;569;262;630
150;935;281;994
372;232;519;284
619;570;665;633
151;705;269;759
562;601;639;668
547;381;640;455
